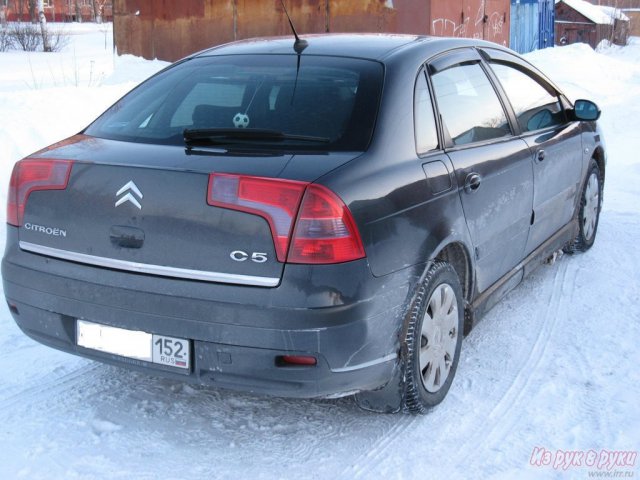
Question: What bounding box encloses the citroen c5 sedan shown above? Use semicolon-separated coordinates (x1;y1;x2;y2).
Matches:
2;34;605;413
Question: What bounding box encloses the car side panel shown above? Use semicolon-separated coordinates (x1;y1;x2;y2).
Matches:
522;122;583;255
445;138;534;293
317;53;475;281
319;148;473;280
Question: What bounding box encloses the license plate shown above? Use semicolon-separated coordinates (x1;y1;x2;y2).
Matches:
76;320;190;370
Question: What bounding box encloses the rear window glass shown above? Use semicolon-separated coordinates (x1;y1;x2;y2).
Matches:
171;83;246;126
431;63;511;146
84;55;384;152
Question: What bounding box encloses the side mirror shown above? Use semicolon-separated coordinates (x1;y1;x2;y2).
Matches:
573;99;601;121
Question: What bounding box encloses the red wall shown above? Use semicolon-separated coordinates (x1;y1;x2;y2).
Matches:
113;0;511;61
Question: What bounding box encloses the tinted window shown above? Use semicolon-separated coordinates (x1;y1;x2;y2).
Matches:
431;63;511;146
490;63;565;132
85;55;384;152
414;71;439;153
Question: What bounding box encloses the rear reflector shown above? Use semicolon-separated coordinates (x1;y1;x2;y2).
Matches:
207;174;365;265
278;355;318;366
7;159;73;227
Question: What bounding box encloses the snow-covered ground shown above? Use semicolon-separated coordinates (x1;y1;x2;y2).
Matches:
0;24;638;479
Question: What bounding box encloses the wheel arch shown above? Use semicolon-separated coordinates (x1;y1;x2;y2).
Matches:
432;241;473;305
592;145;606;186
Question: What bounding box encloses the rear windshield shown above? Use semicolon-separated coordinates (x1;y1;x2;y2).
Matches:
84;54;384;152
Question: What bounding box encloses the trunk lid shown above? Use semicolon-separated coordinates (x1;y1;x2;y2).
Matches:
18;136;361;286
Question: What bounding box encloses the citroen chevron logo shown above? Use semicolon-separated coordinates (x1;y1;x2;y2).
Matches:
115;181;143;210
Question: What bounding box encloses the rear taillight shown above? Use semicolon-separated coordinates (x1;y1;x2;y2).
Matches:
207;174;365;265
207;174;307;262
288;184;365;264
7;159;73;227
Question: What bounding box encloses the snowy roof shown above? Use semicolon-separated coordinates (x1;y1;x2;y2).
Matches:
555;0;630;25
600;5;630;22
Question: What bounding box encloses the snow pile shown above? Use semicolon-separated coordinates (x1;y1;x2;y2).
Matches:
0;23;168;244
526;39;640;218
0;27;638;479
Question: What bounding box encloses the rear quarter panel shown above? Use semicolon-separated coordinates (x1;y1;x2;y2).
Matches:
318;53;475;280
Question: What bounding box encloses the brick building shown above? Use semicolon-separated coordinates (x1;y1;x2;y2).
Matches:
3;0;112;23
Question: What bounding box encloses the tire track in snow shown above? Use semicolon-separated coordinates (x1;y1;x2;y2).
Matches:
488;260;570;418
340;259;573;478
341;414;417;479
0;362;100;416
460;259;575;469
0;341;86;396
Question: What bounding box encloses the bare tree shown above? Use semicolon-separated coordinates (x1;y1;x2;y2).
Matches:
28;0;36;22
9;20;68;52
74;0;81;22
606;0;629;45
94;0;107;23
10;21;40;50
37;0;50;51
0;23;13;51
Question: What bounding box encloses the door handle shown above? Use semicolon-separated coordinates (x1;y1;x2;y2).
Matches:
536;149;546;162
464;173;481;193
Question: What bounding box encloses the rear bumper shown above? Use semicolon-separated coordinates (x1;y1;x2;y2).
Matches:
2;229;415;398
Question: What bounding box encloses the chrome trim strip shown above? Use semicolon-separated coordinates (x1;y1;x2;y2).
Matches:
19;241;280;287
331;353;397;373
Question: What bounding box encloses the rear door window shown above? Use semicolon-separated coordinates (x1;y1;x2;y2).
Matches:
431;63;511;146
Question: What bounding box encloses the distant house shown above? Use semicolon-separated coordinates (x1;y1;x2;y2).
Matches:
555;0;630;48
582;1;640;37
626;8;640;35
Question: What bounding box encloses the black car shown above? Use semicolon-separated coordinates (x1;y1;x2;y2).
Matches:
2;34;604;413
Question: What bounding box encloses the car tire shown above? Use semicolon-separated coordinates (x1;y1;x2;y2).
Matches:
402;261;464;413
564;159;602;254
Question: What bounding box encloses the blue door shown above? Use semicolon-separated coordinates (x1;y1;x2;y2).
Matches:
510;0;554;53
538;0;555;49
510;0;539;54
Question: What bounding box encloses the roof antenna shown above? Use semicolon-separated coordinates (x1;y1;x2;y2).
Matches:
279;0;308;54
279;0;307;105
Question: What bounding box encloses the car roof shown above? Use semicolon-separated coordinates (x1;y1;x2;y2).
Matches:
194;33;506;62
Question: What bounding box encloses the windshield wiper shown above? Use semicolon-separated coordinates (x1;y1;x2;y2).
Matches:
183;128;329;145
